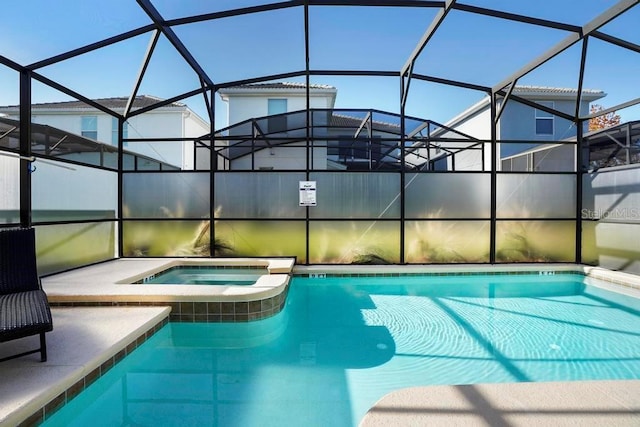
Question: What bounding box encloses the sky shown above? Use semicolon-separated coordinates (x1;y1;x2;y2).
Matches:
0;0;638;129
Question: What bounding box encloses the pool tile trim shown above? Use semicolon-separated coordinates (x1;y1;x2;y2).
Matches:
19;317;169;427
294;270;582;277
49;283;290;323
131;265;268;284
294;264;640;293
114;258;295;285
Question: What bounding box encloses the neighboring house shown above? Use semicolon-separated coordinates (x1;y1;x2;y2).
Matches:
218;82;337;127
210;108;404;171
0;95;210;170
213;83;608;172
415;86;606;171
215;82;413;170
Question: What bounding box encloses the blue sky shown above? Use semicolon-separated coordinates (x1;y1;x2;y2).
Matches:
0;0;638;129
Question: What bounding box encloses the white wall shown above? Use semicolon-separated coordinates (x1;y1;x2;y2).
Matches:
182;111;210;170
231;141;327;170
126;111;183;139
14;108;210;170
449;107;493;141
184;111;210;138
0;156;19;211
226;94;333;127
434;107;492;171
32;161;118;212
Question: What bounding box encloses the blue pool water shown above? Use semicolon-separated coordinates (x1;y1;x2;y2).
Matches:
42;273;640;427
142;267;267;285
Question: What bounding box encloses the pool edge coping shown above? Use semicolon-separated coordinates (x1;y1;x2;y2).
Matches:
293;263;640;292
9;306;171;427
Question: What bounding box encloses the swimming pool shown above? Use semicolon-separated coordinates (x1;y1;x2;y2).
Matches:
41;272;640;427
138;266;269;285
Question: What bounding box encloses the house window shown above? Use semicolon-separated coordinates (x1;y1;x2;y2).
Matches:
112;117;128;146
81;116;98;140
535;101;554;136
267;99;287;133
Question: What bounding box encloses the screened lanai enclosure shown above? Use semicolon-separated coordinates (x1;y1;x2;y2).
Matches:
0;0;639;275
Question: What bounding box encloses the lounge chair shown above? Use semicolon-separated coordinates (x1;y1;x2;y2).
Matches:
0;228;53;362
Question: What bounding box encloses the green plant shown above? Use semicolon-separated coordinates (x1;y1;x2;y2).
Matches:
351;253;391;265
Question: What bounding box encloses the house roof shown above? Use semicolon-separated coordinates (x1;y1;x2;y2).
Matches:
217;81;338;112
330;113;401;134
219;82;336;92
218;82;338;104
0;95;186;112
441;85;606;131
0;116;180;169
511;85;605;100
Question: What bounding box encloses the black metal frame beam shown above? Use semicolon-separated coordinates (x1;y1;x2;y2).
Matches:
0;55;25;72
125;30;161;118
126;88;204;118
580;97;640;121
199;81;214;126
401;62;414;110
412;73;490;93
19;70;32;228
591;30;640;54
489;94;497;263
492;0;639;94
308;0;443;7
494;91;575;122
452;3;582;33
27;25;156;70
252;121;274;151
136;0;215;88
167;1;304;26
31;72;122;118
406;121;430;138
575;38;589;121
215;71;307;90
494;81;517;124
117;116;125;257
401;0;456;76
310;70;398;77
575;116;585;263
354;112;372;139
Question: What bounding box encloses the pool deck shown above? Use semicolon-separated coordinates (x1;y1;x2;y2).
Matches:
1;261;639;426
0;306;171;426
359;381;640;426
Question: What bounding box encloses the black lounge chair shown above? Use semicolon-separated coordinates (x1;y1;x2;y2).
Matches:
0;228;53;362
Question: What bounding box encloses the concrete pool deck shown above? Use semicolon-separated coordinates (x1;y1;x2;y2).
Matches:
1;261;639;425
0;306;171;426
359;381;640;426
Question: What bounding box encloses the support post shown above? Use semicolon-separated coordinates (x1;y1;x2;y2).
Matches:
575;121;584;264
489;93;498;264
19;70;32;228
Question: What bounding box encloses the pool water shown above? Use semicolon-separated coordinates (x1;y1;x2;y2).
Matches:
42;273;640;427
141;267;267;285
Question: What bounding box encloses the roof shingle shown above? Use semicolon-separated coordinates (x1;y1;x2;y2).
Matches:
0;95;185;111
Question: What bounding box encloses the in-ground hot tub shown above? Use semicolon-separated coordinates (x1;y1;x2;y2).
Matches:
118;258;294;285
44;258;296;322
134;266;270;285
